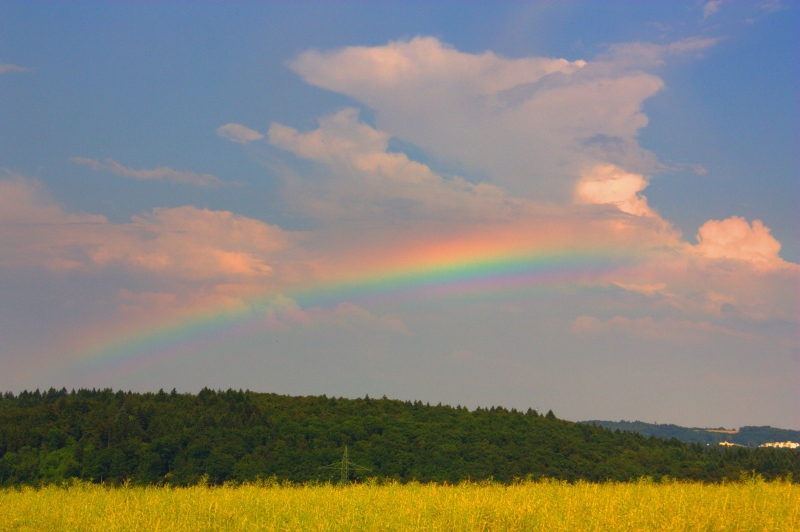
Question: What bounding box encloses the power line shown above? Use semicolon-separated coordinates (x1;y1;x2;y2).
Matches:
319;445;370;484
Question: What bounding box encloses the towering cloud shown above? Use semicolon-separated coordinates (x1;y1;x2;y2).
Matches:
695;217;787;269
290;37;671;201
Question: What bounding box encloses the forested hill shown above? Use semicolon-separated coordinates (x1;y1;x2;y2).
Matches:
1;388;798;487
583;420;800;447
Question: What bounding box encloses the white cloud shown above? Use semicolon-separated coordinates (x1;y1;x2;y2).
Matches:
289;37;709;201
0;63;31;74
0;173;105;226
71;157;225;187
759;0;787;13
268;108;518;220
574;164;654;216
260;104;797;329
703;1;724;18
602;37;720;67
694;216;787;269
0;176;299;283
217;123;265;144
115;206;288;280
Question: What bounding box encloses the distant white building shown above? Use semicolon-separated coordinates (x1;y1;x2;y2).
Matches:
718;441;738;447
759;441;800;449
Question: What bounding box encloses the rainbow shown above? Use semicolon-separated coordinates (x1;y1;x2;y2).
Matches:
68;246;637;380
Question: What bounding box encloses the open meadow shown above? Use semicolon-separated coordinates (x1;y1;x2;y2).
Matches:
1;478;798;532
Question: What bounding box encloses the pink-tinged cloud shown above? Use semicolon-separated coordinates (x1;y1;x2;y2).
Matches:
263;107;796;330
269;108;518;220
293;36;586;95
109;206;290;280
602;37;720;66
290;37;668;200
574;164;654;216
0;175;106;226
695;216;787;269
217;123;265;144
0;63;31;74
703;1;723;18
72;157;225;187
0;176;301;283
3;163;798;354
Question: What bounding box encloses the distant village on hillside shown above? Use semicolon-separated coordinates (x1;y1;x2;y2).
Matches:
720;441;800;449
584;421;800;449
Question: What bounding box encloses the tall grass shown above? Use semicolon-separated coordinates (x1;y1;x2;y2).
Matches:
1;477;798;531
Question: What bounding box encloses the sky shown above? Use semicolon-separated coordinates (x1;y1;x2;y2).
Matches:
0;1;798;429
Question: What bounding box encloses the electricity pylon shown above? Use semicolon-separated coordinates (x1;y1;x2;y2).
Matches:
320;445;370;484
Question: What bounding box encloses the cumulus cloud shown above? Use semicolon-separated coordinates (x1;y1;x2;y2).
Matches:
260;104;796;329
71;157;225;187
112;206;289;280
694;216;786;269
217;123;265;144
289;37;696;201
574;164;654;216
0;173;105;226
0;176;298;283
293;36;587;96
268;108;518;220
596;215;798;323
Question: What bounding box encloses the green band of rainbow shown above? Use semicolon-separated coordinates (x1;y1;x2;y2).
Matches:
67;248;637;381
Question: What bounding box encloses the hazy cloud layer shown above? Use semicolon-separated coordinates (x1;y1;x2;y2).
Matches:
72;157;225;187
571;315;756;342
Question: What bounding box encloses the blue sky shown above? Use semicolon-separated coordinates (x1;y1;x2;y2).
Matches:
1;1;797;429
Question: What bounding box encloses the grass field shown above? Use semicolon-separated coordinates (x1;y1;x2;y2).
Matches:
1;477;798;531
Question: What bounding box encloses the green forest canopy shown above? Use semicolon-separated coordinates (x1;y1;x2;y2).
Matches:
1;388;797;487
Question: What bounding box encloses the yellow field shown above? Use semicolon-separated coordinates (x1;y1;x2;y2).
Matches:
1;478;798;531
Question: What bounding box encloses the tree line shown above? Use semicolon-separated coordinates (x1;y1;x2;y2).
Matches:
1;388;797;486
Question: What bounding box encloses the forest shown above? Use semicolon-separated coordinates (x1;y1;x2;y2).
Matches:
1;388;798;486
